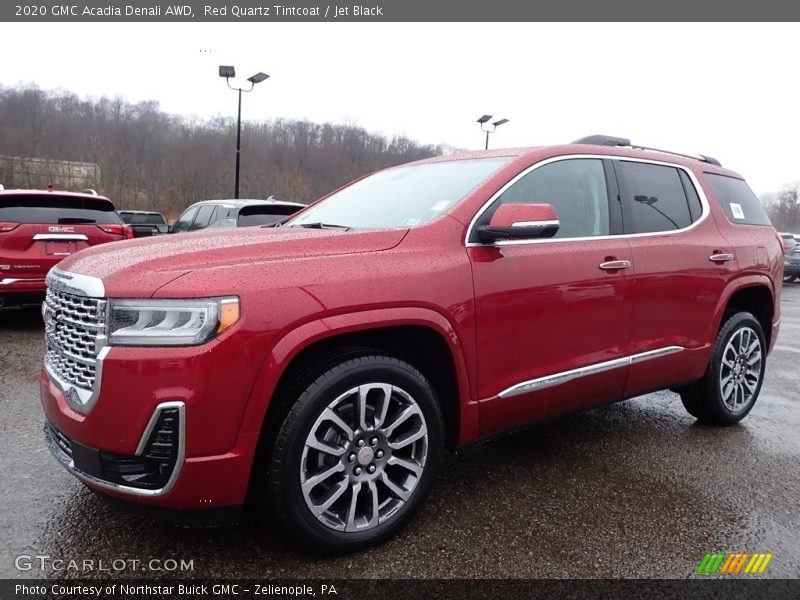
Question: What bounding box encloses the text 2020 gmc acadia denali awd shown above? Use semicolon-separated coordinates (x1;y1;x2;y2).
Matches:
40;137;782;552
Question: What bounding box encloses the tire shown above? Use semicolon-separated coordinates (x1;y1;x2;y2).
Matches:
259;353;444;553
680;312;766;426
784;273;796;283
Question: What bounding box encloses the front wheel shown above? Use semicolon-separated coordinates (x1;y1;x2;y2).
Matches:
680;312;766;425
260;354;444;553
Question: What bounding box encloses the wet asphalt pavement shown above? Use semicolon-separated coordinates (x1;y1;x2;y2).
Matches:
1;285;799;580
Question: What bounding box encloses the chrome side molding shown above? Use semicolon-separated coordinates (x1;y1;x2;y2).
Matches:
498;346;685;398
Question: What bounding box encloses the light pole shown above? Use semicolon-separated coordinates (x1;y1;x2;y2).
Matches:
219;66;269;199
477;115;509;150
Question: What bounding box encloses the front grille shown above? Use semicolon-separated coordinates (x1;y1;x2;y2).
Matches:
44;288;105;392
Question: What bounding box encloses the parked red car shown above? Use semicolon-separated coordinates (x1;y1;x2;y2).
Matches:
40;138;782;552
0;189;130;308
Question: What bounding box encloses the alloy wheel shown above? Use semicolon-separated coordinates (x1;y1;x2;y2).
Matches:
719;326;762;414
300;383;429;532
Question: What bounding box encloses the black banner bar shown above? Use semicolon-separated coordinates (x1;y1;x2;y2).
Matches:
4;579;800;600
2;0;800;22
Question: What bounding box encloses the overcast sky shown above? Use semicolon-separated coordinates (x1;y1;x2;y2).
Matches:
1;22;798;195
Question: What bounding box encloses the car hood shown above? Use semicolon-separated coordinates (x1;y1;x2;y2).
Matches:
58;226;409;297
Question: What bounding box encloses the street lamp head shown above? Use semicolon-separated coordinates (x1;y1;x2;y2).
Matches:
219;65;236;78
492;118;509;127
247;72;270;84
477;114;493;124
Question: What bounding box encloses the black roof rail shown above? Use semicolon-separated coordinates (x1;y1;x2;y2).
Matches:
698;154;722;167
572;134;631;147
572;134;722;167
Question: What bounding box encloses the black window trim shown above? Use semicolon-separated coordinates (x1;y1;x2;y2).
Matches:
465;154;711;247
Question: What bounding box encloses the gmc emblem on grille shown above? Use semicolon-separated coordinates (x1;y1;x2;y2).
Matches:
48;226;75;233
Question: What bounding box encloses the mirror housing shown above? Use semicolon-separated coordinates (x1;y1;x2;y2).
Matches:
156;224;170;234
476;203;560;242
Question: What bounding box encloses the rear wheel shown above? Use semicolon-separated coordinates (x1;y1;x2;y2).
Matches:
260;354;444;553
680;312;766;426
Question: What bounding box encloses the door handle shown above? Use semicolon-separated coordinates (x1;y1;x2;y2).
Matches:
599;260;631;271
708;253;734;263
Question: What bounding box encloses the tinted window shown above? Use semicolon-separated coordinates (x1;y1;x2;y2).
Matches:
238;213;289;227
124;213;165;225
191;205;217;230
0;194;120;224
704;173;771;226
619;162;692;233
478;158;610;239
172;205;199;232
238;204;302;227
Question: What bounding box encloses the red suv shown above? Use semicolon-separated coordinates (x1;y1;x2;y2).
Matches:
1;189;130;308
39;137;782;552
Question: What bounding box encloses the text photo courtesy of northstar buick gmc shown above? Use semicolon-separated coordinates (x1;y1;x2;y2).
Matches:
39;136;782;553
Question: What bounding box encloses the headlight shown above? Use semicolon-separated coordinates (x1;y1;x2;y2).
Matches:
107;297;239;346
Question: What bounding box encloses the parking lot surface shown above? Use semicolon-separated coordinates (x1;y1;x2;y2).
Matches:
2;285;799;579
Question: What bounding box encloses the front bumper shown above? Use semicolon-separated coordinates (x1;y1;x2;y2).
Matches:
39;340;261;510
44;402;185;496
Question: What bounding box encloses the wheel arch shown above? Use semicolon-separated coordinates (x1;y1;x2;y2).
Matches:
238;307;477;454
712;276;775;349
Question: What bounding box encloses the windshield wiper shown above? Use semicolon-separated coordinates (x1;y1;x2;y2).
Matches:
292;222;351;231
261;216;293;228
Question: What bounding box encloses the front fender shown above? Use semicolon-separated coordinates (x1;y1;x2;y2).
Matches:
236;306;479;448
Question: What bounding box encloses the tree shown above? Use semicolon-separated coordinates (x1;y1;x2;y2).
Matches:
0;85;446;216
767;183;800;232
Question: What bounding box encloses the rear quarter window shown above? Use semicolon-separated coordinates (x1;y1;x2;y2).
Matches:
704;174;771;226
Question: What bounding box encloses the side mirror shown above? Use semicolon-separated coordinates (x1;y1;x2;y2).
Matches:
476;203;560;242
156;224;170;234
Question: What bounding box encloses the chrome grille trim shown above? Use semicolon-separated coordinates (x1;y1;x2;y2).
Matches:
43;268;107;414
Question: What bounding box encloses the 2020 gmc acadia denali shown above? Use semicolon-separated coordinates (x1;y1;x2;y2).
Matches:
40;137;783;552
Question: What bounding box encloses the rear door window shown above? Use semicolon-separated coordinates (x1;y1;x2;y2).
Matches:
617;162;693;233
704;173;771;226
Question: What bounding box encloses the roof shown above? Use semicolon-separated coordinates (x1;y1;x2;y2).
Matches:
412;141;743;179
191;198;306;208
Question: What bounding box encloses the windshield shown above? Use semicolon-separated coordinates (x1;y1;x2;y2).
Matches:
288;157;510;229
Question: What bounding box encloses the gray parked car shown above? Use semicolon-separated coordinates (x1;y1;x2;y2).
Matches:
781;234;800;282
171;198;304;233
